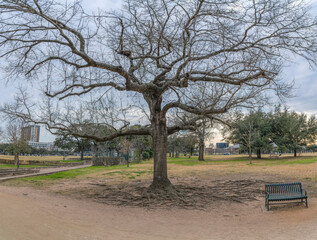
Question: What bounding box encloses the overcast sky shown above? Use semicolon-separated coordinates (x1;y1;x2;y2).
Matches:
1;0;317;143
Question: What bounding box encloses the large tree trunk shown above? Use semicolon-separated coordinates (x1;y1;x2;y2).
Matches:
256;149;261;159
149;99;171;190
198;137;205;161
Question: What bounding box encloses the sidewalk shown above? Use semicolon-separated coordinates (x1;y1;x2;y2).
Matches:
0;164;92;182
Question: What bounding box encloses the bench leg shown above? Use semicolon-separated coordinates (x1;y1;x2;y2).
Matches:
305;198;308;208
267;201;269;211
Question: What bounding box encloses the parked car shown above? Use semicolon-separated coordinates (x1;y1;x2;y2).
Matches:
224;153;231;155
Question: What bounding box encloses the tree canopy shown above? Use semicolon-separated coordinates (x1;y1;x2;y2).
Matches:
224;108;317;159
223;110;272;162
270;107;317;157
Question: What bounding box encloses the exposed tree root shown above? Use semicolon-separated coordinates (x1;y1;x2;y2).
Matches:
76;178;269;210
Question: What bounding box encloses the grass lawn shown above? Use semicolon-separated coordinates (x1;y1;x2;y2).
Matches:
168;154;317;166
4;152;317;188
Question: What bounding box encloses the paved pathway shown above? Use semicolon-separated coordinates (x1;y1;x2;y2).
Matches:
0;164;92;182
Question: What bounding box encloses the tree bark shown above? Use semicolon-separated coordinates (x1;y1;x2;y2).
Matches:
248;144;252;164
80;146;84;160
294;149;297;157
14;154;19;169
198;137;205;161
248;129;252;164
148;98;171;189
256;149;261;159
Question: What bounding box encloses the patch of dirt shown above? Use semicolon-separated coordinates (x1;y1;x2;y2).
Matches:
45;171;317;211
56;178;268;210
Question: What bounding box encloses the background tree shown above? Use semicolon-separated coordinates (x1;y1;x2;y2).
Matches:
0;143;9;154
168;132;198;158
195;118;214;161
120;139;133;167
4;122;31;168
183;133;199;157
223;110;272;163
131;135;152;162
54;134;76;159
306;145;317;153
1;0;317;190
271;107;317;157
54;134;92;160
167;134;185;158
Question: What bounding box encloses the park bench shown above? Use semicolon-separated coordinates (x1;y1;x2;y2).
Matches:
265;182;308;211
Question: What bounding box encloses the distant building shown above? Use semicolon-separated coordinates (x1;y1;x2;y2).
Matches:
216;143;229;149
28;141;55;151
233;144;240;149
21;125;40;142
204;143;241;155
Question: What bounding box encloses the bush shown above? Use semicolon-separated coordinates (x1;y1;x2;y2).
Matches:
142;151;150;160
147;150;153;158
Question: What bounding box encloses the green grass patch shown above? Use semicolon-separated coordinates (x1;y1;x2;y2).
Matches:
104;171;124;175
131;171;149;174
15;164;140;184
16;166;120;182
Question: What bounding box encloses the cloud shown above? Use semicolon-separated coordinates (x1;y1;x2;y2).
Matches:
82;0;123;12
282;58;317;115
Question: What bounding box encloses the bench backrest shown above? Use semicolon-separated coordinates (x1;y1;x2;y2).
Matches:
265;182;303;195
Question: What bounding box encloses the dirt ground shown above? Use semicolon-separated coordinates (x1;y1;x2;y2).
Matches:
0;184;316;240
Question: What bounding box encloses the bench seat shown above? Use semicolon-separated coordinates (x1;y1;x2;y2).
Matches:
265;182;308;211
268;194;307;201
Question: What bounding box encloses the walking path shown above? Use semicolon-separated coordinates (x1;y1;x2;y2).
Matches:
0;164;92;182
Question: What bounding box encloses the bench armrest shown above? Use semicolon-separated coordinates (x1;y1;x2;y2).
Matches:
265;191;270;198
303;189;307;196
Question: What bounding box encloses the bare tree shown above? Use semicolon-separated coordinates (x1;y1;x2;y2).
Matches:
4;121;31;168
120;138;133;167
1;0;317;190
196;118;214;161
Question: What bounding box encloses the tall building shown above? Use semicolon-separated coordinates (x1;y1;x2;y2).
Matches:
216;142;229;149
21;125;40;142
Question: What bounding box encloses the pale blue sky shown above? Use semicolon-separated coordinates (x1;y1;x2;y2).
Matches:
1;0;317;142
